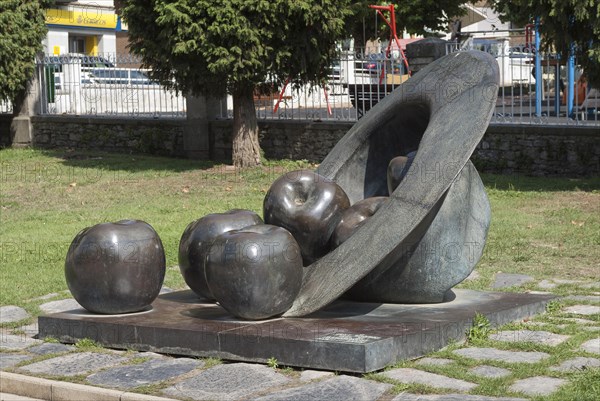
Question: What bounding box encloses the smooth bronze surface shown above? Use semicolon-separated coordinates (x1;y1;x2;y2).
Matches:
206;224;303;320
178;209;262;300
331;197;389;249
284;51;499;317
347;161;491;303
263;170;350;265
65;220;165;314
387;151;416;194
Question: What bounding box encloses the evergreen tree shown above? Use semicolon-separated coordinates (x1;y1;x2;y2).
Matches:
123;0;349;167
0;1;51;106
492;0;600;87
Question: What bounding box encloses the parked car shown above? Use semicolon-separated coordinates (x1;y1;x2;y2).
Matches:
87;68;157;86
467;39;535;87
43;53;155;90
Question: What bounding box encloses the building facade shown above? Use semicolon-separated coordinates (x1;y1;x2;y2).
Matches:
43;0;121;56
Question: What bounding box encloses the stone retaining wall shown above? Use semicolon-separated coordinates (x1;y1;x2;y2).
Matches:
29;116;185;157
209;120;348;162
474;125;599;176
2;115;597;176
211;120;599;176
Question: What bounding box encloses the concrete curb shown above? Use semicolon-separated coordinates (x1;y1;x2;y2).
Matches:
0;372;178;401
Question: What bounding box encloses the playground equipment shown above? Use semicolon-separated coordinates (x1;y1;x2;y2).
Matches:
367;4;410;83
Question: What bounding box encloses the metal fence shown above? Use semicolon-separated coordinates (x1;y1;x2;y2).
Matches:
217;45;599;126
447;37;599;126
31;49;599;127
35;53;186;118
219;51;410;122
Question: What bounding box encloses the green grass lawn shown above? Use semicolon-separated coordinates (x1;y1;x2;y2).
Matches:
1;147;598;306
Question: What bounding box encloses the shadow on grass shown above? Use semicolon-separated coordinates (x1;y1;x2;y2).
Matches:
7;148;599;192
36;148;221;173
481;173;600;192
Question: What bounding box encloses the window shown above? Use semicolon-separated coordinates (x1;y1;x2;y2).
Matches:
69;36;86;53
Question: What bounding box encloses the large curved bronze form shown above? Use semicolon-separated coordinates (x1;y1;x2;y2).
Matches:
284;50;499;317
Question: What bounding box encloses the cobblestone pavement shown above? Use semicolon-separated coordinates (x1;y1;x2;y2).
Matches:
1;277;598;401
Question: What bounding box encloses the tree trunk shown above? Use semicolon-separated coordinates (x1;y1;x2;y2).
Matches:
231;87;261;168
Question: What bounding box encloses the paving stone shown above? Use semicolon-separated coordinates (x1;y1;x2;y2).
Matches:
560;317;597;325
469;365;511;378
537;280;557;289
415;357;454;366
299;369;334;382
382;368;476;392
87;358;202;389
453;347;549;363
524;322;567;330
465;270;480;281
392;395;527;401
549;357;600;372
159;286;173;294
0;334;42;350
0;306;30;324
563;295;600;302
19;352;128;377
489;330;570;346
38;299;82;314
27;342;74;355
580;282;600;289
580;338;600;354
553;279;583;284
563;305;600;315
162;362;291;401
0;354;35;369
138;352;167;360
491;273;534;289
509;376;566;396
14;322;39;338
254;375;392;401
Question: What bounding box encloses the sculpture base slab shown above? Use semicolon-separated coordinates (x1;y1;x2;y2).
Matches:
39;289;554;373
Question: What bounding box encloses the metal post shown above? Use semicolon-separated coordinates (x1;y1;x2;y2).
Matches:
64;55;82;114
554;61;560;117
567;43;575;117
534;17;542;117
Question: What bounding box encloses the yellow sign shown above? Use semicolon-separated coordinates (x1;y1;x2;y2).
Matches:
46;8;117;29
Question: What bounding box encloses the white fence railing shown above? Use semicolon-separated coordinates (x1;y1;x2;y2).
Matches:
218;45;598;126
0;100;12;114
36;53;186;118
32;49;599;127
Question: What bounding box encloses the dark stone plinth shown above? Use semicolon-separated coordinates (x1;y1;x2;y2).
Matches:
38;289;554;373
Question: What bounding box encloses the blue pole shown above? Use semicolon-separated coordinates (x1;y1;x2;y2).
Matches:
567;43;575;117
534;17;542;117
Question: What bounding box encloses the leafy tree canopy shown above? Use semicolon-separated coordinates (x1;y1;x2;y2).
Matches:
345;0;468;48
395;0;467;37
123;0;350;97
0;0;52;103
492;0;600;87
